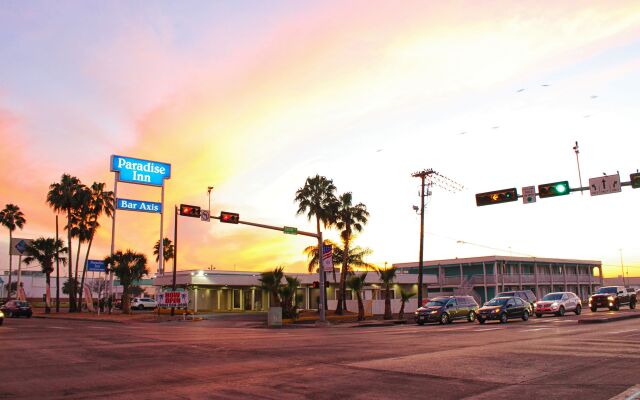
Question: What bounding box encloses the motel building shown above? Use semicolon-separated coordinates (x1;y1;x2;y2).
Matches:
394;255;603;304
151;255;603;314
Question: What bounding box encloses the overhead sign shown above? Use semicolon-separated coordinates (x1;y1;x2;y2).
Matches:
283;226;298;235
589;174;621;196
157;291;188;308
200;210;210;222
322;244;334;272
87;260;106;272
111;155;171;187
522;186;536;204
10;238;32;256
116;198;162;213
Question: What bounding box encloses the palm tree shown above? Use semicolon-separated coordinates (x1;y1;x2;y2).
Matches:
279;276;301;319
303;241;374;285
335;192;369;314
153;238;175;263
258;267;284;307
347;272;368;321
104;250;148;314
47;174;84;311
0;204;26;301
77;182;114;310
377;266;397;320
398;289;416;320
69;188;92;306
295;175;338;311
22;238;67;313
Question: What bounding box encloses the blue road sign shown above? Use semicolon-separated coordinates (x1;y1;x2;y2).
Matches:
116;198;162;213
15;240;28;254
87;260;106;272
110;155;171;187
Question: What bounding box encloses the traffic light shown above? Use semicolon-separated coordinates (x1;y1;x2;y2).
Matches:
312;281;320;289
475;188;518;206
179;204;201;218
220;211;240;224
538;181;570;198
631;173;640;189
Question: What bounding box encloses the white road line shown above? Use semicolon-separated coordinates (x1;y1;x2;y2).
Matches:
522;327;551;332
610;329;637;334
472;327;504;332
49;326;71;329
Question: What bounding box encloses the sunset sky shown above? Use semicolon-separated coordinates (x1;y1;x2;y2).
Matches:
1;1;640;278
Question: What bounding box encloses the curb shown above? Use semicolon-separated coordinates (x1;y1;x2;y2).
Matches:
32;315;130;324
578;312;640;324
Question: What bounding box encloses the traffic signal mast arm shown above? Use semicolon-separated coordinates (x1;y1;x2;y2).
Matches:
213;214;318;238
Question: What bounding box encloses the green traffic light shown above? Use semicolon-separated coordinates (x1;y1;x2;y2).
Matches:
555;184;567;193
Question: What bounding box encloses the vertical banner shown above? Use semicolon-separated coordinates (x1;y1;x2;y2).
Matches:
83;285;95;312
17;284;27;301
322;244;333;272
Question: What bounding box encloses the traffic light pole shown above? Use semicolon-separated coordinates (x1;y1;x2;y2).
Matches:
171;205;178;316
216;216;326;322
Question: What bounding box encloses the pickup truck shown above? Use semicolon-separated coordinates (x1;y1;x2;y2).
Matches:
589;286;637;311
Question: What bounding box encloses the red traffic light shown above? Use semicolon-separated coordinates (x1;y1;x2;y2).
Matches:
312;281;319;289
179;204;201;218
220;211;239;224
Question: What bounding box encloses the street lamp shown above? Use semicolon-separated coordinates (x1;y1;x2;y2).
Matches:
207;186;214;213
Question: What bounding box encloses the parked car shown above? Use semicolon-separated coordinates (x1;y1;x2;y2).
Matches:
415;295;479;325
0;300;33;318
131;297;158;310
477;296;530;324
496;290;537;313
535;292;582;317
589;286;637;311
0;309;4;325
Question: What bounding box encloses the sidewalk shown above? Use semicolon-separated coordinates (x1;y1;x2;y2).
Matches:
31;309;178;324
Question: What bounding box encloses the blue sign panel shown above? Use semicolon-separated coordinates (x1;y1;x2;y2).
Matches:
117;198;162;213
87;260;106;272
111;155;171;187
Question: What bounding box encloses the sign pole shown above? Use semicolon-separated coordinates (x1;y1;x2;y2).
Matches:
159;186;165;276
171;205;178;316
109;174;118;314
318;231;325;322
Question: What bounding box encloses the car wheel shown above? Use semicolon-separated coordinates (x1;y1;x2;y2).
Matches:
467;311;476;323
6;311;13;318
499;313;508;324
522;310;530;321
575;305;582;315
27;312;32;318
440;313;449;325
137;305;145;310
0;318;3;325
535;313;542;318
557;306;565;317
478;318;486;324
614;302;620;311
417;321;425;326
630;301;636;310
590;306;597;312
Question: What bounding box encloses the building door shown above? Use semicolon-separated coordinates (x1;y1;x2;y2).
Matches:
243;290;252;311
233;289;241;309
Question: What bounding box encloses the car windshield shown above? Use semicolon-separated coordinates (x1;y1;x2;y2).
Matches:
596;287;617;294
426;298;448;307
543;293;563;301
15;301;29;307
485;298;508;306
497;292;514;297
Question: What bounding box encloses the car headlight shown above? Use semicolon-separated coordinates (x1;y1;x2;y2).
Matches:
607;296;614;301
551;302;559;308
493;309;501;313
0;311;4;318
430;310;439;314
415;311;419;315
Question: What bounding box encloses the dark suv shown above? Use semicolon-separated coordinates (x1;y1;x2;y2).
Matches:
0;300;33;318
496;290;537;313
477;296;530;323
415;296;479;325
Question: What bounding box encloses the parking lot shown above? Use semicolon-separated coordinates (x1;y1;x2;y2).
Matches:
1;309;639;399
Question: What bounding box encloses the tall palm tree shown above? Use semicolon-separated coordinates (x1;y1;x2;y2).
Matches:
77;182;114;310
153;238;175;263
303;241;374;285
22;237;67;314
347;272;368;321
69;188;92;303
47;174;84;311
335;192;369;314
377;266;397;320
258;267;284;307
398;289;416;320
0;204;26;301
104;250;148;314
295;175;338;311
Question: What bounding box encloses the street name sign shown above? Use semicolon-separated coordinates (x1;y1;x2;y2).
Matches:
116;198;162;213
283;226;298;235
522;186;536;204
589;174;621;196
111;155;171;187
157;291;188;308
87;260;106;272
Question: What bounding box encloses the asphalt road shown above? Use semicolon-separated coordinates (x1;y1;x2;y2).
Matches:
0;312;639;400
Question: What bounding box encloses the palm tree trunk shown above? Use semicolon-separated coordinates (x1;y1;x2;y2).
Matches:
384;285;392;320
45;273;51;314
74;239;82;308
399;301;406;320
55;215;60;312
78;221;97;312
66;209;76;312
7;230;12;300
337;238;350;315
315;216;327;313
122;285;130;314
357;292;364;321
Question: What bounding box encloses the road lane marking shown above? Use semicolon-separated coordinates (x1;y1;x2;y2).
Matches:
521;327;551;332
610;329;637;334
472;327;504;332
49;326;71;330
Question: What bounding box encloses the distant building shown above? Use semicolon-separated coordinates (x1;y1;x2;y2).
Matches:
394;255;603;303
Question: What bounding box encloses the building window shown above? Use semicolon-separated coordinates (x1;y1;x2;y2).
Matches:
233;289;241;309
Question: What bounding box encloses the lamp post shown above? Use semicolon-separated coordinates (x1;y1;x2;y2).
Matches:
207;186;214;214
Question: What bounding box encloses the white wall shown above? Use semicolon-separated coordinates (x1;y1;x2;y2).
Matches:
327;299;420;315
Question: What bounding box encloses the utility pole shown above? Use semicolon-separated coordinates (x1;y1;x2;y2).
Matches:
207;186;214;214
411;169;463;306
573;141;584;195
172;205;178;316
620;249;626;287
